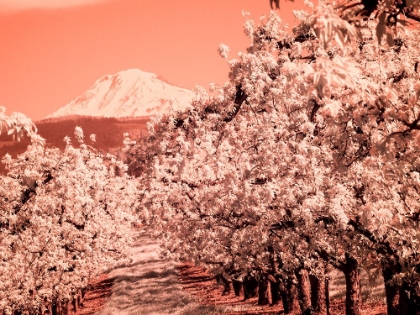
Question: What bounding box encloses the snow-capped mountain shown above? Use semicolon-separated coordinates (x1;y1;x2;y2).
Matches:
46;69;195;119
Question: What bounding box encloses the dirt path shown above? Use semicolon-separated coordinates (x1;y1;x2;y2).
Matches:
77;228;224;315
76;228;386;315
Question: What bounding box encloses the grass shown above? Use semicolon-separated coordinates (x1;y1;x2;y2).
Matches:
79;227;386;315
95;228;226;315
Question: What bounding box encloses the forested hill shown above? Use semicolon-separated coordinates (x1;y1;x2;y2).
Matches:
0;115;149;173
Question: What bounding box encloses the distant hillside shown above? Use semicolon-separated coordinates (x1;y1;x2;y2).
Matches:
0;116;149;174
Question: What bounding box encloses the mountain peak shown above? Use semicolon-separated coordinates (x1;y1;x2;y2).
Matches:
46;69;195;119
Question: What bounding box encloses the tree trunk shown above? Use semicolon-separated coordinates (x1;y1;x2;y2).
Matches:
243;274;258;300
57;300;63;315
325;277;331;315
399;281;420;315
269;274;281;305
279;283;290;314
343;254;361;315
297;268;311;313
232;279;242;297
267;246;281;305
72;297;78;313
52;300;58;315
258;275;270;305
62;299;71;315
399;283;411;315
81;288;86;305
310;274;327;315
280;276;300;314
77;289;83;308
217;273;232;295
382;261;401;315
222;280;232;295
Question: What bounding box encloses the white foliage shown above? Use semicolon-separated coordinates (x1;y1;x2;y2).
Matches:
89;133;96;143
0;124;137;311
74;125;84;143
218;43;230;59
123;1;420;297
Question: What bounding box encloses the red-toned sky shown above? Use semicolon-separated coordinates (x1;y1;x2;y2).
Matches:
0;0;304;121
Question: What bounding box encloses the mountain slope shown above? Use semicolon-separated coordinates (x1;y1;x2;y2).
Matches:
46;69;195;118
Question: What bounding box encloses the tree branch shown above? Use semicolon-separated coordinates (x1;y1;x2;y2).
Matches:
277;33;316;50
404;7;420;23
224;85;247;123
347;218;396;256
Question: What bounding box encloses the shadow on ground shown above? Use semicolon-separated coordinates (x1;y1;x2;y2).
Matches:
93;229;224;315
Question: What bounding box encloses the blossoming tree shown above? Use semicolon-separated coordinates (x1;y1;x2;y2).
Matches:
126;1;420;314
0;110;136;315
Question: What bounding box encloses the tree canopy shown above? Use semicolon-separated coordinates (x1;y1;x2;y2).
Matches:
0;110;136;314
126;1;420;314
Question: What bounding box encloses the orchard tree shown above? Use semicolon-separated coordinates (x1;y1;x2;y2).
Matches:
127;1;420;315
0;111;136;315
0;106;39;142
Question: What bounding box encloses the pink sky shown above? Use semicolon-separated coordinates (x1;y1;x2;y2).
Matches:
0;0;304;121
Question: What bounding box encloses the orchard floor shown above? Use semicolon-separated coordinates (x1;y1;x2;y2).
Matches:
76;228;387;315
76;228;224;315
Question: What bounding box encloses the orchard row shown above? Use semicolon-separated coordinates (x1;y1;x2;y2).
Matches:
2;2;420;315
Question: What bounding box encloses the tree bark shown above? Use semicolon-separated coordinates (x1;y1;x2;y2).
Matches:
258;275;270;305
310;274;327;315
382;261;401;315
52;300;58;315
280;276;300;314
77;289;83;308
325;277;330;315
381;258;420;315
268;245;280;305
297;268;311;313
269;274;281;305
243;273;258;300
399;281;420;315
232;279;242;297
399;283;411;315
217;273;232;295
72;297;78;313
343;254;361;315
63;299;71;315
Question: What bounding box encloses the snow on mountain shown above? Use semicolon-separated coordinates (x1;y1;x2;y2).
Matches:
46;69;195;119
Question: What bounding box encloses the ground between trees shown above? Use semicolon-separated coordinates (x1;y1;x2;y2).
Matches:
74;227;388;315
